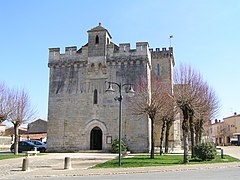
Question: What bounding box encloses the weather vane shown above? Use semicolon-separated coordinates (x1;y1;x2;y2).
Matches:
169;35;173;47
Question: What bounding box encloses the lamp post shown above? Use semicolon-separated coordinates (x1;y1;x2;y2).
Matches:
105;81;134;166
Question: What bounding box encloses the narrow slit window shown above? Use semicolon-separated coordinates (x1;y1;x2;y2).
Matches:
91;63;95;72
98;63;102;70
94;89;98;104
157;64;160;76
95;35;99;44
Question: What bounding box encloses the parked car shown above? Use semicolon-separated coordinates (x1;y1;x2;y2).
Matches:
230;139;239;146
10;140;46;153
27;140;47;148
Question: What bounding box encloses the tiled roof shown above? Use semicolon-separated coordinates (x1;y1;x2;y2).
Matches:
4;127;27;136
21;133;47;140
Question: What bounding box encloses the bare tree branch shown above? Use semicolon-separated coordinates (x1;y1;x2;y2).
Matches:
7;88;36;154
128;76;171;158
174;64;220;162
0;83;13;122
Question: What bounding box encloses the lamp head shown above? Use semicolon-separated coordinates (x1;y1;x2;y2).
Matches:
127;85;135;97
105;83;115;93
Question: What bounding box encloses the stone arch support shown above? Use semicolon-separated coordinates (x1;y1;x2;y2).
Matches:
84;119;109;150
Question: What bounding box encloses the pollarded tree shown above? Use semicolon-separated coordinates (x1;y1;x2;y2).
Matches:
194;82;219;145
7;89;36;154
174;64;204;163
0;83;12;123
158;92;176;155
164;98;177;154
175;69;219;159
187;82;206;158
128;77;170;159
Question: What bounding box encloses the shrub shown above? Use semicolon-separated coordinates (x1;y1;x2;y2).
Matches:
194;142;217;161
112;139;127;153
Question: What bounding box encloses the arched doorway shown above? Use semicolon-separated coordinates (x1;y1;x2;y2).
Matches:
90;127;102;150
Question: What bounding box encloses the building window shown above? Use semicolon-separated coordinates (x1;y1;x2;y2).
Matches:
227;136;230;143
94;89;98;104
91;63;95;72
98;63;102;70
95;35;99;44
157;64;160;76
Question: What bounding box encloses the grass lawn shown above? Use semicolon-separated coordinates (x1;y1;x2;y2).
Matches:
0;154;25;160
94;154;240;168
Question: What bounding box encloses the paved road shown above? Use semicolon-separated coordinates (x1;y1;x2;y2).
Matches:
18;167;240;180
0;146;239;179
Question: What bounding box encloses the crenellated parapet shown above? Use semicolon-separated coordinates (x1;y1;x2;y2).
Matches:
48;46;87;68
150;47;174;66
107;42;151;67
48;41;155;69
150;47;174;58
114;42;149;54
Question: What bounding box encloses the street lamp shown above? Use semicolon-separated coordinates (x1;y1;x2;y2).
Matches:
105;81;134;166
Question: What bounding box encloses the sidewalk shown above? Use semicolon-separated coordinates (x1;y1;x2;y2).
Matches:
220;146;240;159
0;146;240;179
0;152;117;179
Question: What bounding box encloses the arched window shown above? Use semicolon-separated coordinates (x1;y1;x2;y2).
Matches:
98;63;102;70
91;63;95;72
95;35;99;44
94;89;98;104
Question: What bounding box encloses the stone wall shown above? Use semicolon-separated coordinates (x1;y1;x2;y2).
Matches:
0;136;12;151
47;51;151;152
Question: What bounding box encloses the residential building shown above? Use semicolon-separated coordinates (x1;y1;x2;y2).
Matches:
208;113;240;145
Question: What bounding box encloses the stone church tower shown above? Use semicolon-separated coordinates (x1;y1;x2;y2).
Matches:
47;23;179;152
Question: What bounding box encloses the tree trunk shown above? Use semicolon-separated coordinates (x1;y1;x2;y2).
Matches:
198;119;203;143
189;110;195;158
150;117;155;159
182;125;189;163
159;119;166;155
165;119;171;154
195;125;199;145
194;121;200;145
182;108;189;163
14;124;19;155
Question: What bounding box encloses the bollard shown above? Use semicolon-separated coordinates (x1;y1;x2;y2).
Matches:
221;149;224;159
22;157;30;171
64;157;72;169
34;147;37;151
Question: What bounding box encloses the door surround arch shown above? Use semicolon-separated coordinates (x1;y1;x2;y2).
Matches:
84;119;108;150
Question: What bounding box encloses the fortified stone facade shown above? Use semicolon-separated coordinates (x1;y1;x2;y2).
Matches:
47;23;180;152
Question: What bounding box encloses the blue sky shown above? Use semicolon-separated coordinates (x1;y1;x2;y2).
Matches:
0;0;239;121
